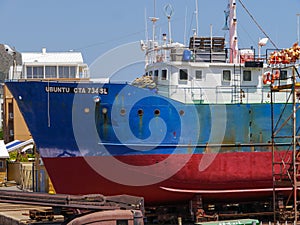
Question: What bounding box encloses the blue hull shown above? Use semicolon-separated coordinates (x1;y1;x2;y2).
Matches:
4;80;297;203
6;81;294;157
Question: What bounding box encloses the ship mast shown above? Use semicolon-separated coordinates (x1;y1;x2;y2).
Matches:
150;0;158;43
229;0;238;63
195;0;199;36
164;4;174;44
148;0;159;64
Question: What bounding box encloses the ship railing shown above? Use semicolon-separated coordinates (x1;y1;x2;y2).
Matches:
145;44;177;64
6;78;92;83
145;43;273;65
145;40;300;65
145;43;228;64
157;84;292;104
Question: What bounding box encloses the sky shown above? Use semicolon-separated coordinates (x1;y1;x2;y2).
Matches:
0;0;299;70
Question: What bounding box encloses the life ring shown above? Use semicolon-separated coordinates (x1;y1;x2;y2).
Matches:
272;70;280;80
262;71;274;85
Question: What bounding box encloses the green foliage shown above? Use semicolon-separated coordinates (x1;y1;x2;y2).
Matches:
8;151;18;161
8;151;34;162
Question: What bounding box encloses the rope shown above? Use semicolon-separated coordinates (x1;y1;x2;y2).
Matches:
237;0;279;50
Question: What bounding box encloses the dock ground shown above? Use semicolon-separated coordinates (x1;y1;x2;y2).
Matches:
0;202;63;225
0;184;63;224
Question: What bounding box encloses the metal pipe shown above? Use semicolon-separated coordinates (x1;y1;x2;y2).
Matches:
271;80;276;223
292;67;297;224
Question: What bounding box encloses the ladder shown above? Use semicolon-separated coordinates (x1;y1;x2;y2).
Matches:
232;64;242;103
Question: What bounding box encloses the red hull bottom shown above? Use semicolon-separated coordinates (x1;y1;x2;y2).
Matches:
43;151;289;205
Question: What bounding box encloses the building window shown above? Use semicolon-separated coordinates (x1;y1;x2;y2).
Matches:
58;66;76;78
161;69;167;80
59;66;69;78
33;66;43;78
26;66;44;79
45;66;57;78
0;161;3;169
70;66;76;78
195;70;203;80
179;69;188;80
26;67;32;78
223;70;231;81
243;70;251;81
8;102;13;115
280;70;288;80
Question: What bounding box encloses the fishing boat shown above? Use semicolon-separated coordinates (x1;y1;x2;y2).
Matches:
5;0;300;206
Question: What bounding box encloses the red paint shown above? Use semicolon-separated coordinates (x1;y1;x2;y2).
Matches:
43;151;289;205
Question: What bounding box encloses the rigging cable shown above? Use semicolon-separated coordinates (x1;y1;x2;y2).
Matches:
237;0;279;50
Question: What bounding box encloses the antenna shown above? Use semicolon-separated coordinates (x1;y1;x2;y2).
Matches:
145;8;148;42
164;3;174;44
210;24;213;49
153;0;156;18
184;7;188;46
297;13;300;43
195;0;199;35
223;4;230;30
149;0;159;42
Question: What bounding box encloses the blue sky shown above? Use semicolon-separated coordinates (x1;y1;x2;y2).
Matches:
1;0;299;66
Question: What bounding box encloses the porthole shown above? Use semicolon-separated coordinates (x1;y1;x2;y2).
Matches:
154;109;160;116
138;109;143;116
102;108;108;114
120;108;126;116
84;108;90;113
179;110;185;116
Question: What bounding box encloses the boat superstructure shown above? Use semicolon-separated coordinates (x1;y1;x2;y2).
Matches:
139;0;294;106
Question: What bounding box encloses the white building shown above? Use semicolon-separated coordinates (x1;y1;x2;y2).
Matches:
9;48;89;80
4;48;89;141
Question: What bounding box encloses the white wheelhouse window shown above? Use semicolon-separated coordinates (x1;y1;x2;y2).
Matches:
154;70;159;81
195;70;204;80
161;69;167;80
179;69;188;80
223;70;231;81
243;70;251;81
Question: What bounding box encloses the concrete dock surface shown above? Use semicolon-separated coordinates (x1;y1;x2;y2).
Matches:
0;202;63;225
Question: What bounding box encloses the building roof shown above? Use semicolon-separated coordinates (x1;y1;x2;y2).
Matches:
0;140;9;159
5;139;34;153
22;48;84;64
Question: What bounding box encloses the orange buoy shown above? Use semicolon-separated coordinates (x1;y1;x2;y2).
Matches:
262;71;273;85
